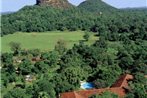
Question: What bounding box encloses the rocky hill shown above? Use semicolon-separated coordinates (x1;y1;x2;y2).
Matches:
36;0;73;8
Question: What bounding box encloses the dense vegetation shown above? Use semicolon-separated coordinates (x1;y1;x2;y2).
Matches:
1;0;147;98
2;4;147;37
78;0;117;13
89;91;119;98
1;31;147;97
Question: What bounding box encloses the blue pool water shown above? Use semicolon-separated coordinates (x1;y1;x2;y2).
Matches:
81;82;95;89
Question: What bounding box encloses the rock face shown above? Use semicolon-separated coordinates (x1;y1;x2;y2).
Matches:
36;0;73;8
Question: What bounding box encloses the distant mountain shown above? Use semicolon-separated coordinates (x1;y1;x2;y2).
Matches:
78;0;117;13
36;0;73;8
1;11;15;15
121;7;147;10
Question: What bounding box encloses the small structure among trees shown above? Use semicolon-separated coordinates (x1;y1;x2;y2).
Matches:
60;74;134;98
25;75;35;82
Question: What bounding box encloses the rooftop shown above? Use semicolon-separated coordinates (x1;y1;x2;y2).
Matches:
60;74;133;98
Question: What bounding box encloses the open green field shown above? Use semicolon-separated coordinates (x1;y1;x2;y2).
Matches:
1;31;98;53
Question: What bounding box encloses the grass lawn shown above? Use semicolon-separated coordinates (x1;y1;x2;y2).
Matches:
1;31;98;53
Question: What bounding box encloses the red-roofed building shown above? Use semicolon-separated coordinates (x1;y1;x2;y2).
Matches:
111;74;133;88
60;74;133;98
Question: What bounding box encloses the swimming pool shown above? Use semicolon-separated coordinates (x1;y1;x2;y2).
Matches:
80;82;95;89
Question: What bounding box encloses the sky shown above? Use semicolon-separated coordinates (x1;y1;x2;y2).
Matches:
1;0;147;13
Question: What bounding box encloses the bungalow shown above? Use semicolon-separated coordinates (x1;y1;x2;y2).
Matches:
60;74;133;98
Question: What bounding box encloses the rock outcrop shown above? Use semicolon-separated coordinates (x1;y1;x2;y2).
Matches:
36;0;73;8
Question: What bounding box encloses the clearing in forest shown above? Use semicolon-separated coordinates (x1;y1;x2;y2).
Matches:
1;31;98;53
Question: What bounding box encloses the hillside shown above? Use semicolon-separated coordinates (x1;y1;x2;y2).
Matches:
1;0;147;36
78;0;117;13
36;0;73;8
1;11;15;15
1;6;95;36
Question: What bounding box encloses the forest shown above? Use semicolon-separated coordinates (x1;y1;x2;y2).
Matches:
1;0;147;98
